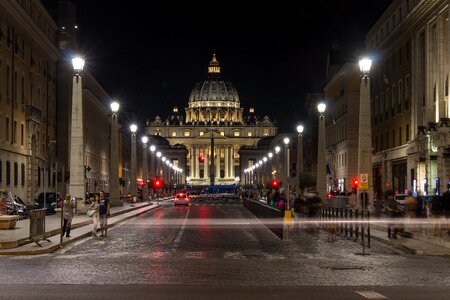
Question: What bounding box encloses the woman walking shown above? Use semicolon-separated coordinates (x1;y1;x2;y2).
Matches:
89;195;100;237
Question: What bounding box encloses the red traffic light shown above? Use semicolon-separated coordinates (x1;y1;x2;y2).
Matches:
351;178;359;188
271;180;280;189
199;155;205;163
153;178;163;189
327;193;332;199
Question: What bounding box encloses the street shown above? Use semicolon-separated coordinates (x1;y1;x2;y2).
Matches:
1;199;450;299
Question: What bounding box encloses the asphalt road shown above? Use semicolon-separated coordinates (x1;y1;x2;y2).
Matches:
1;199;450;299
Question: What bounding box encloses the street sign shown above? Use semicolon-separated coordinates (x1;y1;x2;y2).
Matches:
359;173;369;191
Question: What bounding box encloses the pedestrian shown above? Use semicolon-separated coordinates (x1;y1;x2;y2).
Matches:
89;195;100;237
442;190;450;236
374;190;383;218
430;195;444;236
383;190;403;239
99;190;110;237
62;194;75;238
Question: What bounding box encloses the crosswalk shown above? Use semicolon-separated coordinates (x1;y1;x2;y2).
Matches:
188;203;241;207
51;250;289;261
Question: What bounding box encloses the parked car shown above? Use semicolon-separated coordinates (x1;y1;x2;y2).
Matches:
34;192;62;214
174;192;190;206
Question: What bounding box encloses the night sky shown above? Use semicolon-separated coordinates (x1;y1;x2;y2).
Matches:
44;0;392;131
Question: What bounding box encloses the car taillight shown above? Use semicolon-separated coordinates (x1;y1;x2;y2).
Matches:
184;198;189;202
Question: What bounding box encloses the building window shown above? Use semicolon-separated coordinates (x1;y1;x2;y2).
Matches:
21;123;24;145
406;124;410;142
21;76;25;108
184;131;190;137
392;130;395;148
399;127;402;145
6;65;10;102
38;166;41;186
5;117;9;142
171;132;177;137
233;131;240;137
21;163;25;186
220;132;225;136
263;129;269;136
199;131;204;136
13;120;17;143
247;132;253;137
14;162;18;186
6;161;10;186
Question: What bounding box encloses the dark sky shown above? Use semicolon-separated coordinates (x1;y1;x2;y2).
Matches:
44;0;392;131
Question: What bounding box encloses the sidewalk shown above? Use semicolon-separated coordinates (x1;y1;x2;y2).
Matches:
369;224;450;256
0;199;166;255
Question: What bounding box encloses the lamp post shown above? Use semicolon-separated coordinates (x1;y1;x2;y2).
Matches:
317;103;327;200
283;137;290;208
358;58;373;210
69;56;86;202
150;145;156;178
141;136;149;202
274;146;281;180
109;101;121;206
296;125;304;195
130;124;138;200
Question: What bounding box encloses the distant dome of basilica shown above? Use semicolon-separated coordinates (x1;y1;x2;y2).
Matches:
188;54;240;104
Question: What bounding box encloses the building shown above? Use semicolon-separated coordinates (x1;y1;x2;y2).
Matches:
0;0;59;204
146;54;278;186
324;63;361;193
366;0;450;196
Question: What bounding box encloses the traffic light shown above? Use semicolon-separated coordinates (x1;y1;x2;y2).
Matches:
199;155;205;163
351;178;359;194
153;178;163;189
271;179;280;189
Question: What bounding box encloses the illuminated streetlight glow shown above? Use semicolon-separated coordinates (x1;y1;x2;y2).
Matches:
156;151;162;158
162;157;166;162
318;103;326;114
283;137;290;145
141;136;148;144
268;152;273;158
150;145;156;152
110;101;120;113
359;58;372;74
263;157;268;162
72;56;85;72
275;146;281;153
297;125;304;134
130;124;137;133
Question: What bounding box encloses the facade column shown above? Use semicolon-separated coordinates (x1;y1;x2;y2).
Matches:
195;146;200;179
190;146;195;178
229;146;234;179
224;146;229;179
204;146;210;181
216;146;221;180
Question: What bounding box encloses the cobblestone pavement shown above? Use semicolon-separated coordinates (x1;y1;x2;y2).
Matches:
1;201;450;287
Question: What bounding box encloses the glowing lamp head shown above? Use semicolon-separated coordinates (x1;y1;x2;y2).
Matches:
165;160;170;165
72;56;85;73
259;160;263;165
156;151;162;158
263;157;268;162
283;137;290;145
275;146;281;154
359;58;372;74
150;145;156;152
268;152;273;158
141;136;148;144
130;124;137;133
318;103;326;114
110;101;120;113
297;125;304;134
162;157;166;162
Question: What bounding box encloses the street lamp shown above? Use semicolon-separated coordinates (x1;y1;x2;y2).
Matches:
109;101;121;206
130;124;138;199
69;56;86;202
283;137;290;209
358;57;373;210
149;145;156;179
296;124;304;195
317;103;327;201
141;136;149;202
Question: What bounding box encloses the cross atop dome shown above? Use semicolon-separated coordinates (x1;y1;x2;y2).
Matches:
208;52;221;74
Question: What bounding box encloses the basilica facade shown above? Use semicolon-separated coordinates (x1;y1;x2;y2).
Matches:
146;54;278;185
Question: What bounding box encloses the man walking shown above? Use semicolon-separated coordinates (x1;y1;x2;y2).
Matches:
99;190;110;237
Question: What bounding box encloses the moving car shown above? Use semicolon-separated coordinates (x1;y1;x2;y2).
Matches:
174;192;189;206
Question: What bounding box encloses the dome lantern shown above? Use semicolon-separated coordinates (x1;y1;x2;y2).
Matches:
208;53;221;74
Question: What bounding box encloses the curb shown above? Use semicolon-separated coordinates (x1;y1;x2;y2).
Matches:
0;205;160;256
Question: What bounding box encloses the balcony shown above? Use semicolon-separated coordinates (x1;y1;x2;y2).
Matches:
25;104;42;124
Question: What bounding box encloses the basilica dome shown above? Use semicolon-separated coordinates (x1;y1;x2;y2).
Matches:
188;54;240;105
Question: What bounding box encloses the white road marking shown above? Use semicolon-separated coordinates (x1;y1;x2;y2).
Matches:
184;251;204;259
224;251;246;260
173;207;190;248
263;253;287;260
355;291;387;299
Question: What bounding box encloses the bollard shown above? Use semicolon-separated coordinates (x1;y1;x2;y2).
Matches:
340;208;344;235
344;209;348;237
349;209;354;238
354;209;359;241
